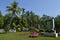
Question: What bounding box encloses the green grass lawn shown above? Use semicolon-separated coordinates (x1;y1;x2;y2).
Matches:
0;32;60;40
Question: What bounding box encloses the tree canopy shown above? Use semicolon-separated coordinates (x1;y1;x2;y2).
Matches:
0;1;60;32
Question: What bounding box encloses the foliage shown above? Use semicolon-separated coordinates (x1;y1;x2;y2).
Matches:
0;1;60;32
17;28;21;32
6;1;21;28
4;25;10;32
30;27;39;32
0;11;4;28
40;14;53;30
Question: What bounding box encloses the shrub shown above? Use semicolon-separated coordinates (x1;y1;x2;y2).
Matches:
4;25;10;32
45;30;54;33
30;27;39;32
39;29;44;32
17;28;21;32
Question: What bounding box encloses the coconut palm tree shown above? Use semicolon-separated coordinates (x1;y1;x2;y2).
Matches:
6;1;21;28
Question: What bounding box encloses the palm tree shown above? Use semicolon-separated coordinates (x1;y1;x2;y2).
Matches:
6;1;21;28
21;8;25;23
22;8;25;14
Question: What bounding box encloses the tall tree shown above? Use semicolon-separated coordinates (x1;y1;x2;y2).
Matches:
6;1;21;28
40;14;53;30
0;11;4;28
55;15;60;32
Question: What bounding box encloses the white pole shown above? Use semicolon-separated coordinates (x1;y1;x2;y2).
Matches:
52;19;58;37
52;18;55;30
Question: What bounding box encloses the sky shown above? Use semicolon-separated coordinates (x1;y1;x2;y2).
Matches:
0;0;60;17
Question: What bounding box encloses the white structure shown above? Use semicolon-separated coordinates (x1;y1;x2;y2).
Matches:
52;18;55;30
9;29;16;32
52;18;58;37
55;33;58;38
22;27;29;31
0;29;5;33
